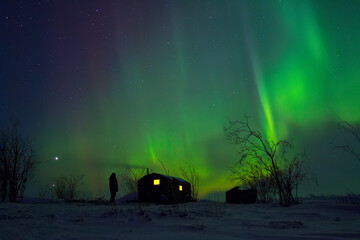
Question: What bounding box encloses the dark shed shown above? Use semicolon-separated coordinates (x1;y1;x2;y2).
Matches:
138;173;191;204
226;187;257;204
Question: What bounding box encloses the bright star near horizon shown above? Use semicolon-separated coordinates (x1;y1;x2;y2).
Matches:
55;157;59;161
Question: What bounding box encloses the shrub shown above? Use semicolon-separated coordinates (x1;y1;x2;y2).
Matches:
53;174;84;200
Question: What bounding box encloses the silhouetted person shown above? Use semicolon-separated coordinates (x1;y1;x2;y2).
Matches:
109;173;118;203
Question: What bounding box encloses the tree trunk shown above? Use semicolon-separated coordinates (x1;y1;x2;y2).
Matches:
1;177;7;201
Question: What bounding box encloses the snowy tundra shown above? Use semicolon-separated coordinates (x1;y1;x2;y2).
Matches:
0;197;359;240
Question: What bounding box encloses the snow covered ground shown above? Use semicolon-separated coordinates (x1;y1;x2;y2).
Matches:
0;197;359;240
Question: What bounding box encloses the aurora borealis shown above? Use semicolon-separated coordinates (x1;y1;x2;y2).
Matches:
1;0;360;198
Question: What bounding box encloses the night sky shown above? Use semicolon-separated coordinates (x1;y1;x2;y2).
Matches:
1;0;360;198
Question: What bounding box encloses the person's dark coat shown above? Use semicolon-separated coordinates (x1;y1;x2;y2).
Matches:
109;173;118;193
109;173;118;203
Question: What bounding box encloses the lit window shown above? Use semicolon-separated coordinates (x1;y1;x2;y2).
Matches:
154;179;160;185
179;185;183;191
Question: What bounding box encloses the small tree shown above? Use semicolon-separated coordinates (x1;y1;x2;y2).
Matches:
0;122;38;202
159;159;170;176
230;160;276;203
337;121;360;162
225;117;315;206
0;131;9;201
119;168;147;193
53;174;84;200
180;162;200;201
278;149;315;204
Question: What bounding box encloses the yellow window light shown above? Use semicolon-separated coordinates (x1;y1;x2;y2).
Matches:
179;185;183;191
154;179;160;185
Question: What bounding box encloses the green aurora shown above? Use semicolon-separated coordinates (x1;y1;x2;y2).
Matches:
4;1;360;198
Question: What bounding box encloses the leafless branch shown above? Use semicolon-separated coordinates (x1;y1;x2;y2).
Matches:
0;122;39;202
337;121;360;163
119;167;147;193
180;162;200;201
225;117;315;206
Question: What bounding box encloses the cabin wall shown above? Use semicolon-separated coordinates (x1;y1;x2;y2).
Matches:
138;174;191;203
138;176;170;203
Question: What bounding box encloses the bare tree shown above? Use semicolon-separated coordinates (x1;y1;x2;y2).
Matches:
337;121;360;162
180;162;200;201
229;160;276;203
0;122;38;202
278;148;316;204
119;168;147;193
225;117;315;206
158;159;170;176
53;174;84;200
0;130;9;201
53;176;66;199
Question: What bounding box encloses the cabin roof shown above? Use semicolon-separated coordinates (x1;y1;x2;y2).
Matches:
144;173;188;183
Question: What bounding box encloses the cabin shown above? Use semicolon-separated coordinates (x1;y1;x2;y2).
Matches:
226;187;257;204
138;173;191;204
